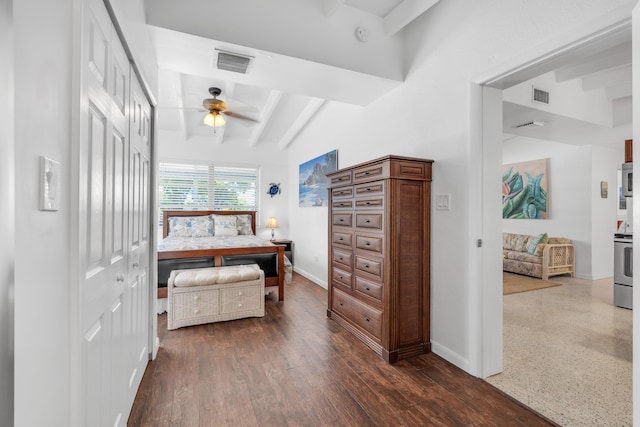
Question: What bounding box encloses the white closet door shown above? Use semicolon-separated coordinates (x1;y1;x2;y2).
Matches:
78;0;150;425
125;73;151;405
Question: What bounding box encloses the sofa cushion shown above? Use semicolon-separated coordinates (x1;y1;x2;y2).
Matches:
503;250;542;264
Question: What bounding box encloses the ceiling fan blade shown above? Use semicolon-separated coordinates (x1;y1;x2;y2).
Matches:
223;110;260;123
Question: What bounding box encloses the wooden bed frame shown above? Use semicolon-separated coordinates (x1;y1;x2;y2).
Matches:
158;210;285;301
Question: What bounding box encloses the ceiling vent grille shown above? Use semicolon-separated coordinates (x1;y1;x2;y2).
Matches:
216;50;253;74
532;87;550;105
515;120;544;129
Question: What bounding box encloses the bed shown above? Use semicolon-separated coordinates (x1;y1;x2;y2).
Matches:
158;210;289;301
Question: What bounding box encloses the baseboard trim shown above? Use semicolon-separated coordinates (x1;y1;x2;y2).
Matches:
292;267;327;289
430;340;472;375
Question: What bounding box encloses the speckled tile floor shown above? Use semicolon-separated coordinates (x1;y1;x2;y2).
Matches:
485;275;632;427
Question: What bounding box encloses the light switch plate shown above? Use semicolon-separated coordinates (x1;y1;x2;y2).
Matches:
40;156;60;211
436;194;450;211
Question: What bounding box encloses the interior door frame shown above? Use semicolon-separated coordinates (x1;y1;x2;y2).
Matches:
469;3;636;384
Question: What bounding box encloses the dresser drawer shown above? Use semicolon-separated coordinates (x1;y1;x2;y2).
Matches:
332;187;354;198
355;235;383;253
172;289;220;320
332;267;352;287
353;163;390;182
355;256;383;279
332;232;353;247
332;248;353;269
332;288;382;339
330;171;352;186
355;198;383;209
220;284;262;314
355;276;383;301
356;213;383;230
332;199;353;209
332;213;353;227
355;181;384;196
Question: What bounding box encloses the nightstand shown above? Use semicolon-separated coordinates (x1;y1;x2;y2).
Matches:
272;239;293;265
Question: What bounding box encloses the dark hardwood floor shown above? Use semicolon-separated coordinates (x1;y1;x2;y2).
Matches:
129;273;557;427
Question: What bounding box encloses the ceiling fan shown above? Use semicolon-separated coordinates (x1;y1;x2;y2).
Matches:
201;87;259;130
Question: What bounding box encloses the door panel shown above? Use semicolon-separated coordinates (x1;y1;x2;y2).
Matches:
79;0;150;425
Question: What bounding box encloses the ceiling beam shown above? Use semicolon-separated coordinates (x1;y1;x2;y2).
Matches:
384;0;440;36
555;42;631;82
278;98;325;150
581;65;631;91
606;82;632;100
248;90;283;147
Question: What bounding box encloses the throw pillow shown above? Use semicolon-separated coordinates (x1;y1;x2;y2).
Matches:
236;214;254;235
191;216;214;237
168;217;193;237
527;233;548;255
212;215;239;237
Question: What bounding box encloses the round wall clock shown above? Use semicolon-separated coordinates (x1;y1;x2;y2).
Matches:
267;182;281;197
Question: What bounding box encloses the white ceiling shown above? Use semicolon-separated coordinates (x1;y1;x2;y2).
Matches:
502;27;632;148
149;0;439;148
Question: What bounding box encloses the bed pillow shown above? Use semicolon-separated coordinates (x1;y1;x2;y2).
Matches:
236;214;254;235
191;216;214;237
212;215;239;237
168;217;193;237
527;233;548;255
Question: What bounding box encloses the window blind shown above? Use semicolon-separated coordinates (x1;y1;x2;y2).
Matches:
158;162;259;225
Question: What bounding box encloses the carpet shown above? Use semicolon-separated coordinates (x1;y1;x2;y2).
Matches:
503;272;562;295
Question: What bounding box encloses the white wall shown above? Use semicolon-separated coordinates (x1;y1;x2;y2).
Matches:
13;1;157;426
157;130;290;240
287;0;635;374
503;136;623;279
0;1;14;426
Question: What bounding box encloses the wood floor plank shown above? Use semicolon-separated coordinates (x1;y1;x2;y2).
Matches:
128;273;557;427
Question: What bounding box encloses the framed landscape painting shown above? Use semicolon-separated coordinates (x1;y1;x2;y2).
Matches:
502;158;549;219
299;150;338;207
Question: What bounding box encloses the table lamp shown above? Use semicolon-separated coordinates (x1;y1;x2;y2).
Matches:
266;217;279;240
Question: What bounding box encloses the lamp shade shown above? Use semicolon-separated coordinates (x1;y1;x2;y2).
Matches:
203;111;226;127
266;217;279;229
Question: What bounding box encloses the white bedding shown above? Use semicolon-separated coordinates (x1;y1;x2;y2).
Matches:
158;234;293;284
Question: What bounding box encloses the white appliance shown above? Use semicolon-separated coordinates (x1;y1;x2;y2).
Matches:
614;234;632;309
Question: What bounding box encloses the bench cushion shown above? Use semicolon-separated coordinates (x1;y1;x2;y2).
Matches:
173;264;261;287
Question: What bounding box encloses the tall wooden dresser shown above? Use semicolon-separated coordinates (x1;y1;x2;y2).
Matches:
326;155;433;363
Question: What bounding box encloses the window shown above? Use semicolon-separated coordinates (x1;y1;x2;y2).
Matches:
158;162;259;225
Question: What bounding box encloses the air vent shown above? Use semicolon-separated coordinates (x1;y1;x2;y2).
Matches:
216;50;253;74
532;87;550;105
515;120;544;129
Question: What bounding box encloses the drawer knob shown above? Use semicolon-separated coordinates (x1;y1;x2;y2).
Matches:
364;264;369;268
365;286;370;291
364;172;370;176
339;276;343;280
365;242;370;246
364;317;370;322
339;302;343;306
366;188;371;191
339;237;343;241
365;220;371;223
365;202;371;205
339;218;344;222
338;257;343;261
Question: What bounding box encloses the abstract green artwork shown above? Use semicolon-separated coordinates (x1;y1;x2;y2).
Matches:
502;158;548;219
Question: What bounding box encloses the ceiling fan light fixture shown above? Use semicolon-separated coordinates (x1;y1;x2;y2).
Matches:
203;111;226;127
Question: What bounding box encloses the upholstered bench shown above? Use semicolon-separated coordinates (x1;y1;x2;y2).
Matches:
167;264;265;330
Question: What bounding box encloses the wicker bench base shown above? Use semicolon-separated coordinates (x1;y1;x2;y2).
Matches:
167;266;265;330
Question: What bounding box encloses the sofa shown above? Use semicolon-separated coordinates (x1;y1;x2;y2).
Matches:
503;232;575;280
